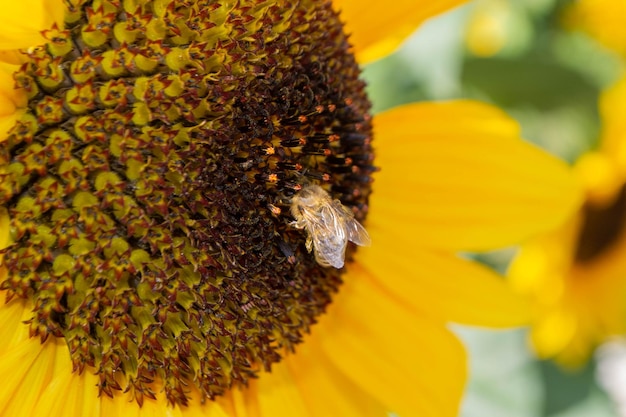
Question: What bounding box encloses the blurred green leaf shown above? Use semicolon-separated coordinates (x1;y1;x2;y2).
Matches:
549;387;617;417
462;56;599;111
362;56;428;114
461;54;601;162
540;359;596;416
457;328;542;417
552;32;623;89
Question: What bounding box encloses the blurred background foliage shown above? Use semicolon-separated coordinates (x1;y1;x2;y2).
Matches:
361;0;624;416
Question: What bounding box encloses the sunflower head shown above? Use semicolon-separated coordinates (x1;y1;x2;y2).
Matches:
0;0;375;405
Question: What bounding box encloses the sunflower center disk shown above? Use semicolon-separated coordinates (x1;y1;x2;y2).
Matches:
0;0;374;406
575;185;626;263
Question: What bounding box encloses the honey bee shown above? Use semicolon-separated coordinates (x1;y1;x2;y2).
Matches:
290;184;371;268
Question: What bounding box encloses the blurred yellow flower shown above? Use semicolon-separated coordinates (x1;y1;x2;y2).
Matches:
0;0;579;416
465;0;513;57
563;0;626;57
509;76;626;365
464;0;538;58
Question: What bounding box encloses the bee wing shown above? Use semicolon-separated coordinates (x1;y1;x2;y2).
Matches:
334;201;371;247
310;204;349;268
313;243;346;268
346;218;371;247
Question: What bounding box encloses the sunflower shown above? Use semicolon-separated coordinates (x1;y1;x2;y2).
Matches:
508;73;626;366
0;1;580;416
507;1;626;367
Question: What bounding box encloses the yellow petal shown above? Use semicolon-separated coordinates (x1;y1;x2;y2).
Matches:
229;386;261;417
563;0;626;56
530;310;578;360
0;62;26;140
0;62;26;109
0;209;10;254
0;50;29;66
0;338;55;415
0;1;65;50
283;338;387;417
31;340;102;417
254;361;310;416
99;384;230;417
372;100;582;251
333;0;468;63
0;109;24;142
0;299;33;348
356;243;530;326
315;263;466;417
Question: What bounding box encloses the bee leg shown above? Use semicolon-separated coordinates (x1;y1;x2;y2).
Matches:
290;220;305;229
305;236;313;252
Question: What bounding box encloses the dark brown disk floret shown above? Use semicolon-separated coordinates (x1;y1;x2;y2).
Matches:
0;0;374;406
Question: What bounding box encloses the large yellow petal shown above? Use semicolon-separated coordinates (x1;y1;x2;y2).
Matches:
30;340;102;417
356;242;530;326
0;338;56;415
0;298;33;349
283;337;388;417
228;384;262;417
253;361;310;416
333;0;468;64
372;100;582;251
315;263;466;417
0;1;65;50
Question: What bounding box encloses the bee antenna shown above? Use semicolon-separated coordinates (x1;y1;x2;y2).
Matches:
296;168;312;187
